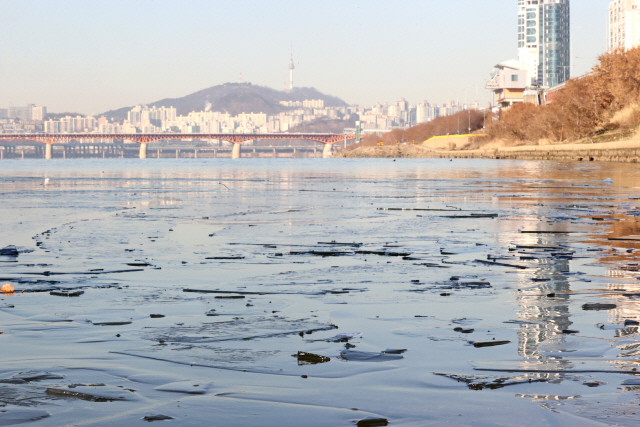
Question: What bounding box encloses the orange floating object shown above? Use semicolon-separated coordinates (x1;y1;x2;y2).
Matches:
1;283;14;293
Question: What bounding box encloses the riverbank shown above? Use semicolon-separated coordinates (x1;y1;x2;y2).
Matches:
335;136;640;162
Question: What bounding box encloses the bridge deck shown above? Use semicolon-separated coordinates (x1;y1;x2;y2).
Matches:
0;133;355;145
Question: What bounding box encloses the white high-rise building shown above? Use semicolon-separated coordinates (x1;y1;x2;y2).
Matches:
517;0;571;87
609;0;640;51
31;106;47;121
128;105;143;126
416;101;431;124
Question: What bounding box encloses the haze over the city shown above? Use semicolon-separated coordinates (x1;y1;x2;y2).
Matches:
0;0;610;114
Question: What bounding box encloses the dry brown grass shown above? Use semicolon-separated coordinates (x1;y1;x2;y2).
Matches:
610;103;640;129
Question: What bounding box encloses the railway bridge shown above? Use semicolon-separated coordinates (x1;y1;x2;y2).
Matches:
0;133;356;159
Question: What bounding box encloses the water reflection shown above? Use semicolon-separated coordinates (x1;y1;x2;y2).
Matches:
4;159;640;425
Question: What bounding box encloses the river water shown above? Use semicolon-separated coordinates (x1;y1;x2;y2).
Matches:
1;158;640;426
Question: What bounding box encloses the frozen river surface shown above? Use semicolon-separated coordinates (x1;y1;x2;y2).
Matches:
2;158;640;426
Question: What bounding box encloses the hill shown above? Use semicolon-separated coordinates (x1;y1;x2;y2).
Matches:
101;83;349;121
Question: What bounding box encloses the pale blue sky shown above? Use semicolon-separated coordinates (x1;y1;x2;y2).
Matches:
0;0;610;114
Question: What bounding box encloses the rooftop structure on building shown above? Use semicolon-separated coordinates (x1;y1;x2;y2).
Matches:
486;61;528;108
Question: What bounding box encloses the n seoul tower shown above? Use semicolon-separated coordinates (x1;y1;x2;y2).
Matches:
288;48;295;91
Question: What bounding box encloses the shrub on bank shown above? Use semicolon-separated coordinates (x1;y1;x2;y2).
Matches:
346;110;487;151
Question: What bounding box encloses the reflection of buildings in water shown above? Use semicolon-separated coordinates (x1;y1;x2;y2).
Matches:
607;268;638;279
604;282;640;327
484;200;579;361
517;254;573;361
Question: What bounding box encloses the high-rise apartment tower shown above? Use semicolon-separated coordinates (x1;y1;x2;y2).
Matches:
518;0;571;88
609;0;640;51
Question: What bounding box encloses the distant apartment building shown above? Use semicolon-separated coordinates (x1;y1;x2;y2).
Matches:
5;104;47;121
415;102;432;124
99;123;120;134
278;100;324;109
518;0;571;87
360;98;472;130
149;106;176;126
31;106;46;121
609;0;640;50
128;106;143;125
45;115;97;133
7;105;33;120
44;121;61;133
279;101;303;108
302;99;324;109
127;105;178;131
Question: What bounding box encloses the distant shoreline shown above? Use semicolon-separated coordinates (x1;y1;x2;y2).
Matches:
333;138;640;163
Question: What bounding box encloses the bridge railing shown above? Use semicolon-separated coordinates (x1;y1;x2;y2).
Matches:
0;133;355;145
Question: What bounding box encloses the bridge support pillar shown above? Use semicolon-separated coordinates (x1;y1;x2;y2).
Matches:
45;143;52;159
194;149;198;159
232;142;241;159
273;148;277;158
139;143;148;159
322;143;333;158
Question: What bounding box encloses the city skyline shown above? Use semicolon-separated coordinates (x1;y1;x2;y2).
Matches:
0;0;612;114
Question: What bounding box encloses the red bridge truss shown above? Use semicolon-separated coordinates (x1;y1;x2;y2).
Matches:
0;133;355;145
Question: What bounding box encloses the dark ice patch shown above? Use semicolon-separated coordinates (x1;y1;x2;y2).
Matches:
356;417;389;426
296;351;330;365
46;386;135;402
155;381;213;395
473;340;511;348
582;303;617;311
339;350;403;362
144;414;174;422
435;372;546;390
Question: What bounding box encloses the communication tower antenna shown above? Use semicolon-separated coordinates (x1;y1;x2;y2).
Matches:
238;72;242;84
288;46;294;91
